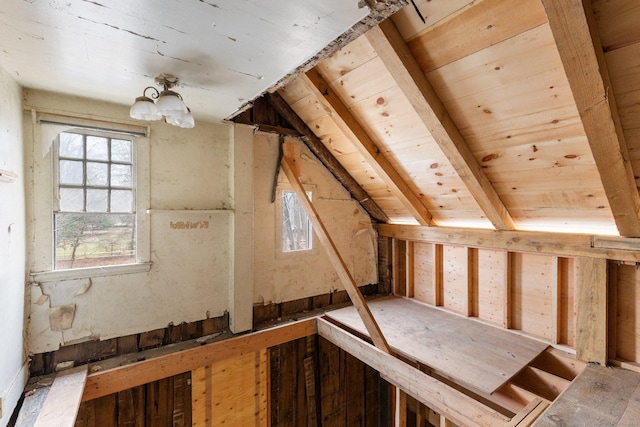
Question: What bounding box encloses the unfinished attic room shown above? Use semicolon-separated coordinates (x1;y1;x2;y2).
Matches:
5;0;640;426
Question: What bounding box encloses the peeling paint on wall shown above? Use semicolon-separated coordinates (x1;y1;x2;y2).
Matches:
49;304;76;331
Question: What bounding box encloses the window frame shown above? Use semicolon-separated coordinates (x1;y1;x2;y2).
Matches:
275;184;318;258
52;129;137;270
53;129;137;214
30;124;150;281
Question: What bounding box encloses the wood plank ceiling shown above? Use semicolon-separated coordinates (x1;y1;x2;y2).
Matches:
277;0;640;237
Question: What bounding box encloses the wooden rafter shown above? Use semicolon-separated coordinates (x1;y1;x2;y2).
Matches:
366;20;516;231
281;139;392;353
303;69;435;226
266;92;389;223
542;0;640;237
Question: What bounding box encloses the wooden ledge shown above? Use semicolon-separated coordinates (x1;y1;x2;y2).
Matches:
33;365;88;427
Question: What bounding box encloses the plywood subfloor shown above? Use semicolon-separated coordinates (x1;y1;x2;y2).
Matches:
532;364;640;426
324;297;549;394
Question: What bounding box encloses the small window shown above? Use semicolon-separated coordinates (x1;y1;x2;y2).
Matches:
281;190;312;252
54;131;136;269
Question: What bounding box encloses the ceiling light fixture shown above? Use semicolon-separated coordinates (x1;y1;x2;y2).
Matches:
130;74;195;128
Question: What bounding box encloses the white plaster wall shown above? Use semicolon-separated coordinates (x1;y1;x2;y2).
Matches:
253;132;377;304
24;90;234;353
0;66;28;425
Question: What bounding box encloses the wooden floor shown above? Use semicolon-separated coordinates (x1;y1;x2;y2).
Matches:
325;297;549;395
532;364;640;426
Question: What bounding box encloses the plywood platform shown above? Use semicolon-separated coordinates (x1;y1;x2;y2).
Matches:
532;364;640;426
324;297;549;394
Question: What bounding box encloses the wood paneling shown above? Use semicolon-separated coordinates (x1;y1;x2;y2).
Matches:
407;0;548;73
192;351;268;427
270;336;385;427
396;228;579;348
511;253;554;340
442;245;471;315
475;249;508;326
543;0;640;237
367;19;515;230
76;373;191;427
413;242;435;305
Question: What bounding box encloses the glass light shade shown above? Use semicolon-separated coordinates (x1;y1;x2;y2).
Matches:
166;109;195;129
156;90;188;116
129;96;162;121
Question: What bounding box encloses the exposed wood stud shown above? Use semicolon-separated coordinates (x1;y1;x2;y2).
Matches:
551;256;561;344
434;244;444;307
302;69;435;226
465;247;474;317
281;140;392;353
607;261;618;362
395;389;408;427
407;241;415;298
266;92;389;223
392;239;408;296
542;0;640;237
504;251;513;329
366;19;516;231
575;256;608;364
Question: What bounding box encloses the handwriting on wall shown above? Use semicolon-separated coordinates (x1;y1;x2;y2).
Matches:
170;221;210;229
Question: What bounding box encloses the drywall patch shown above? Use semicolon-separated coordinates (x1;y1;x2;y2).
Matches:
49;304;76;331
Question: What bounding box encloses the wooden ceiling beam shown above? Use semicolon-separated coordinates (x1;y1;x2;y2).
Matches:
379;223;640;262
266;92;389;223
302;69;436;226
542;0;640;237
366;20;516;231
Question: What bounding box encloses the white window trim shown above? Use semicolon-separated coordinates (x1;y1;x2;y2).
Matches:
31;262;152;282
29;121;151;282
275;184;319;258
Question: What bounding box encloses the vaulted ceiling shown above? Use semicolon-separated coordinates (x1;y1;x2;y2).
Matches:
3;0;640;237
273;0;640;236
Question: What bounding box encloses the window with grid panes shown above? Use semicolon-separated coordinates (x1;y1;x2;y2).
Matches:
54;130;136;269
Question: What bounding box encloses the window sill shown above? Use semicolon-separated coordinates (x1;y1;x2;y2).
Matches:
30;262;152;283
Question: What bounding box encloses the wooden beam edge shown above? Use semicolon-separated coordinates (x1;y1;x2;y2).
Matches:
280;148;392;353
34;365;88;427
379;224;640;262
82;317;317;401
317;318;509;427
542;0;640;237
